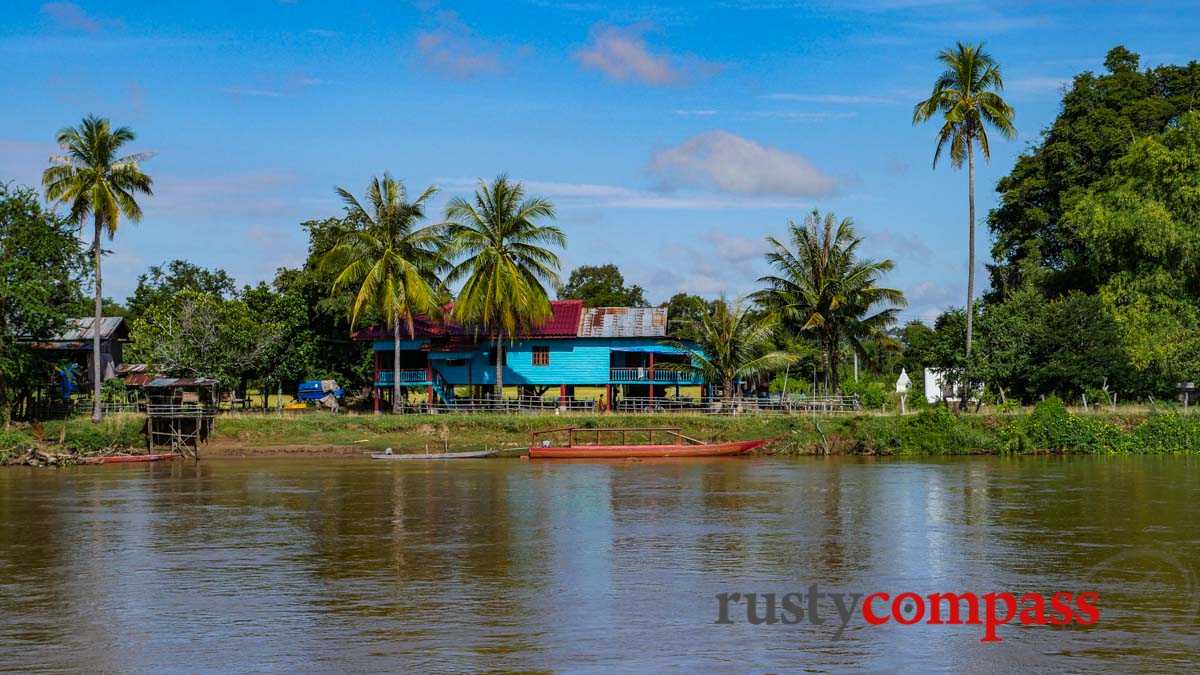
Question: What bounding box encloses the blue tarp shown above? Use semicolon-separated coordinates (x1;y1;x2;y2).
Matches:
297;380;344;401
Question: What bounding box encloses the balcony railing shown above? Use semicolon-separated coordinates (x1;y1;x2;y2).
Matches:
609;367;701;384
377;369;432;385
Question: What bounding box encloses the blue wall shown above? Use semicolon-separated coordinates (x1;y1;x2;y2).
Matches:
373;337;701;385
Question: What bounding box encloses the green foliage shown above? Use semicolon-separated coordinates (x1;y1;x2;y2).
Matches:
989;47;1200;295
42;114;154;423
840;378;888;409
0;183;88;423
445;175;564;396
756;209;906;391
558;263;647;307
658;297;798;403
127;290;286;385
56;414;145;454
126;260;236;322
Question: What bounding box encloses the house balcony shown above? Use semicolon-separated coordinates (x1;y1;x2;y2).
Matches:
609;367;702;385
376;369;432;386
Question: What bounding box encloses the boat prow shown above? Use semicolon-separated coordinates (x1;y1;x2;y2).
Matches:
528;429;781;459
370;449;498;460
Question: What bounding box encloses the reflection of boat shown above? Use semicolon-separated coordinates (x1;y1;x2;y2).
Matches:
370;449;497;460
98;453;182;464
528;427;779;459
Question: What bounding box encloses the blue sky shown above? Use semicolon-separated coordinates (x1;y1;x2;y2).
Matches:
2;1;1195;322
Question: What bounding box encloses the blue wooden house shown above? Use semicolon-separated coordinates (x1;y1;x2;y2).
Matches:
352;301;703;410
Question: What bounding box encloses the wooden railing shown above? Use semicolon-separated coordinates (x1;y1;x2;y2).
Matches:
376;369;432;385
609;367;701;384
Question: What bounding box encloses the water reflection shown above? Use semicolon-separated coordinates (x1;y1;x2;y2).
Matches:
0;456;1197;671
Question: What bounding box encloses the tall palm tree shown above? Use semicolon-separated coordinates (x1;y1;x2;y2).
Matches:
42;115;154;423
657;297;797;407
755;210;906;392
445;175;564;400
321;173;447;413
913;42;1015;355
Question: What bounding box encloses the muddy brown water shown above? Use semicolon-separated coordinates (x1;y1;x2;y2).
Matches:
1;456;1197;672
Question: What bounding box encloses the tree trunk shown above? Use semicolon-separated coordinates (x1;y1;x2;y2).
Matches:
966;141;976;356
392;318;402;414
827;332;840;395
494;330;504;402
91;215;103;424
724;378;734;408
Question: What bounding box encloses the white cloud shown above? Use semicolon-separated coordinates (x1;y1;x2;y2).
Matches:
414;12;503;78
574;24;716;86
647;130;837;197
673;109;719;116
1005;77;1070;94
436;177;812;210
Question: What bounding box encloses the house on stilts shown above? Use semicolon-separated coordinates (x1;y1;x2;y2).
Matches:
352;301;707;411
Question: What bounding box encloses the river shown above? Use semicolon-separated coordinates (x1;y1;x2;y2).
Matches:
1;456;1197;672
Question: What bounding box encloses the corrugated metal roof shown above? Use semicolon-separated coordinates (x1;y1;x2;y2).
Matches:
352;300;585;340
578;307;667;338
146;377;220;387
52;317;127;341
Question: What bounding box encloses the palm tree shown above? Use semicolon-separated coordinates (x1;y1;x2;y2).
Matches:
42;115;154;423
321;173;447;413
445;175;564;400
657;297;797;407
913;41;1015;355
755;210;906;392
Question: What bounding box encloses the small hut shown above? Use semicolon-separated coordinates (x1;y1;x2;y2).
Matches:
144;377;219;454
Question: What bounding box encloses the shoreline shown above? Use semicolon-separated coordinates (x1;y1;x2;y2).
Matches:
6;399;1200;464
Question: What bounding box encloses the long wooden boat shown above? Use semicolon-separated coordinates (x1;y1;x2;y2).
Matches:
370;449;497;460
97;452;182;464
527;426;779;459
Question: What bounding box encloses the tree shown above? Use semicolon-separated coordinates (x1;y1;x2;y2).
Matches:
663;293;711;336
987;47;1200;297
126;260;236;322
0;184;87;426
558;264;647;307
320;173;446;413
127;290;285;385
42;115;154;423
657;297;797;407
756;210;906;393
913;42;1016;355
445;175;564;400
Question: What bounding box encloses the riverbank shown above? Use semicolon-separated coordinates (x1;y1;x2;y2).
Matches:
4;398;1200;463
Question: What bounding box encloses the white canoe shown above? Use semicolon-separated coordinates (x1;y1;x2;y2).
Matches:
370;450;498;460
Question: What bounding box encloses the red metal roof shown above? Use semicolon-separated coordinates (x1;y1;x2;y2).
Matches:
352;300;584;341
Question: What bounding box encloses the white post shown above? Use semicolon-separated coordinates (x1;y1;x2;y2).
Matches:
854;352;859;383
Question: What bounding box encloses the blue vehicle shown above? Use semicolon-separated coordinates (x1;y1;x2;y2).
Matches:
297;380;344;402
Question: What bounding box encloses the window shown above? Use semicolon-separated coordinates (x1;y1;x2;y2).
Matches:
532;346;550;366
488;347;507;366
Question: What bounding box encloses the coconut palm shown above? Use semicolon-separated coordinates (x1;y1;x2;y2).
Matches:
755;210;906;392
913;41;1015;355
445;175;564;400
42;115;154;423
321;173;447;413
657;296;797;407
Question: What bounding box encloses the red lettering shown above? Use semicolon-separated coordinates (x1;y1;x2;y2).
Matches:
862;593;891;625
982;592;1017;642
1018;593;1048;625
926;592;981;625
1049;592;1075;625
892;592;925;625
1075;592;1100;625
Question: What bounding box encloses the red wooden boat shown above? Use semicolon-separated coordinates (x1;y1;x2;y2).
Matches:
528;426;780;459
97;452;182;464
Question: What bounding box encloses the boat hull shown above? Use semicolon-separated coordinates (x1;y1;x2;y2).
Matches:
528;437;777;459
370;450;497;460
98;453;182;464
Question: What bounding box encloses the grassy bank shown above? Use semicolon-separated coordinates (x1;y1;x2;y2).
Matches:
4;398;1200;462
